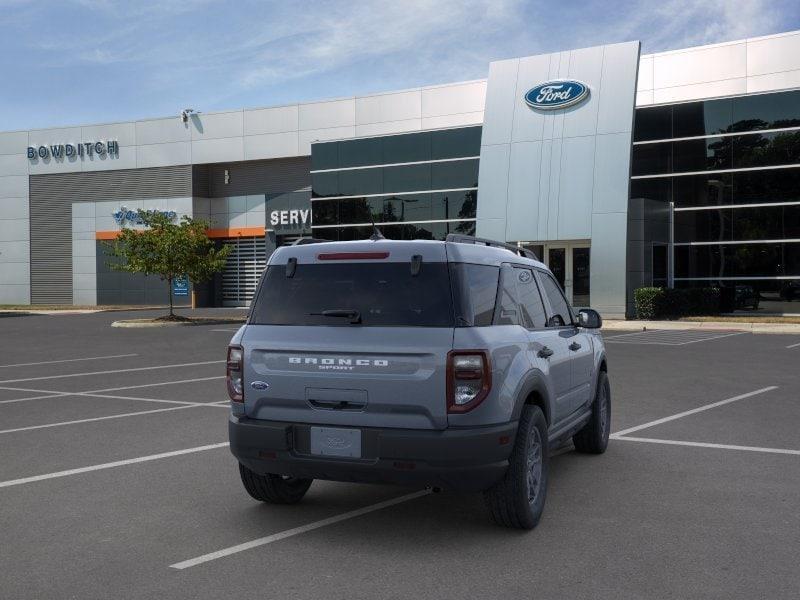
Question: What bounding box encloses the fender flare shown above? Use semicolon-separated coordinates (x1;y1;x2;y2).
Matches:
511;369;554;425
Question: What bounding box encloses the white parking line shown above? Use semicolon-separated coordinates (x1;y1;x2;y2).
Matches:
0;360;223;384
0;376;226;405
0;353;138;369
0;404;199;434
611;386;778;437
0;442;230;489
170;489;432;570
786;342;800;349
613;436;800;456
211;328;239;332
604;330;746;346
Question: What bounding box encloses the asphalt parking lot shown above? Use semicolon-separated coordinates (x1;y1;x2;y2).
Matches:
1;310;799;599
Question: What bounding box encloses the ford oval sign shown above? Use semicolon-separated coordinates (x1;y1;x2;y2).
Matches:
524;80;589;110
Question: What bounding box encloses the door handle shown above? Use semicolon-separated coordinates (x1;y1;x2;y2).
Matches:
569;342;581;351
537;347;554;359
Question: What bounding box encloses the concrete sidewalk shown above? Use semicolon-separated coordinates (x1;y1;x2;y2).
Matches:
603;319;800;335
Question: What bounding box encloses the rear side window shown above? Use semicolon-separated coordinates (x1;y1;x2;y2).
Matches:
449;263;499;326
515;268;547;329
250;262;453;327
494;265;520;325
539;272;573;326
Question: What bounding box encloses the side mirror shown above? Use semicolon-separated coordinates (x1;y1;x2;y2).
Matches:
577;308;602;329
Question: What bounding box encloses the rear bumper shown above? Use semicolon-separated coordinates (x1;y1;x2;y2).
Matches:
229;415;517;492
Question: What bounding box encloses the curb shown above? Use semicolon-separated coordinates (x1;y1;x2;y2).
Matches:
111;319;245;328
603;320;800;335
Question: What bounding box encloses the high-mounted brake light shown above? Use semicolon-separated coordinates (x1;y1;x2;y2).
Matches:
227;345;244;402
317;252;390;260
447;350;491;413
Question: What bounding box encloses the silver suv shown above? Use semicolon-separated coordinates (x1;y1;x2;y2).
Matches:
227;234;609;529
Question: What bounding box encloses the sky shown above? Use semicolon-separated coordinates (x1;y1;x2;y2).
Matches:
1;0;799;131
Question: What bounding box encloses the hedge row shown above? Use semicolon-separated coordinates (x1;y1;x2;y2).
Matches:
633;287;720;320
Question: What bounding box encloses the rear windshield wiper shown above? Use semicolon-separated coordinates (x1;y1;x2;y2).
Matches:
309;309;362;324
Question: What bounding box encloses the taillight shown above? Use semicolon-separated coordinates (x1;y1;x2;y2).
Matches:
227;345;244;402
447;350;491;413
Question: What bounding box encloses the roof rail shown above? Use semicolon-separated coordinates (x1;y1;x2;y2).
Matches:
445;234;539;261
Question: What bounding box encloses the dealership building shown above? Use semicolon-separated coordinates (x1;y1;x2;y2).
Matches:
1;29;800;316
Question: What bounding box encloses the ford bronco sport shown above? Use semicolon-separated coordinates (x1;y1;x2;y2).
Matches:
227;234;609;529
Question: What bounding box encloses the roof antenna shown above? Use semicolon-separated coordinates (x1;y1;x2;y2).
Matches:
369;213;385;241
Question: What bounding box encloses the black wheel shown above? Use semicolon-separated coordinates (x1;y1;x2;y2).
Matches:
238;463;312;504
573;371;611;454
483;405;549;530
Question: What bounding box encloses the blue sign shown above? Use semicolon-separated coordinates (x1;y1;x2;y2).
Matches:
524;80;589;110
173;276;189;297
113;206;177;226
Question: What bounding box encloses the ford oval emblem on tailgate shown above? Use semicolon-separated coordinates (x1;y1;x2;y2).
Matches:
251;381;269;390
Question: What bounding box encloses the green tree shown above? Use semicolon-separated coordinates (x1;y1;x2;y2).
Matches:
105;210;230;319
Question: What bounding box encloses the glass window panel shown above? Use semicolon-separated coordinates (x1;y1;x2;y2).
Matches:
731;90;800;132
494;266;521;326
338;168;383;196
311;172;339;197
430;190;477;220
448;220;477;237
675;243;798;278
672;137;732;173
311;142;338;170
634;106;672;142
631;177;673;204
337;198;373;225
673;173;732;208
431;159;479;189
539;271;572;326
310;199;338;226
733;205;799;241
389;194;432;222
449;263;499;326
313;227;338;241
631;142;671;176
382;132;431;164
571;247;591;307
523;244;544;262
652;244;668;284
250;262;453;327
515;268;548;328
673;98;732;137
733;167;800;204
338;138;383;168
431;126;482;160
732;130;800;169
382;163;431;193
674;209;730;243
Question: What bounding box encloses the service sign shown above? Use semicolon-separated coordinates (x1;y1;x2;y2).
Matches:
524;80;589;110
270;209;311;228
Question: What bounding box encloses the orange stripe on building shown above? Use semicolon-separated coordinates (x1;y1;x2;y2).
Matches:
95;226;266;241
206;227;265;238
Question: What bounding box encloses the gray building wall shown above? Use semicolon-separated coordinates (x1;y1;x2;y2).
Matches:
29;166;192;304
476;41;640;317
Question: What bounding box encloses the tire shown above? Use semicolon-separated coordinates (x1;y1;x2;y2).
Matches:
483;405;549;530
573;371;611;454
238;463;312;504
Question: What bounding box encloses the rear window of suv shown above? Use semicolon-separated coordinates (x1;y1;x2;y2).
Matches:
250;262;454;327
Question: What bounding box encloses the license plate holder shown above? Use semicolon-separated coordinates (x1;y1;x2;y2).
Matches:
310;427;362;458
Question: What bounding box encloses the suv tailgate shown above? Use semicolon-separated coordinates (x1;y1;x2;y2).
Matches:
242;326;452;429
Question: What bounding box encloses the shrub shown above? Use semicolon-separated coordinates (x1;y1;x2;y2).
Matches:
634;286;720;319
634;287;663;320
